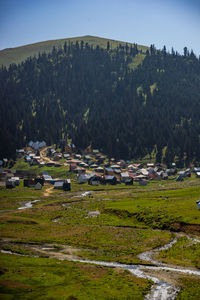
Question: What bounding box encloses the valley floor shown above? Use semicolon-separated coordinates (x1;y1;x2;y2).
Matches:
0;172;200;299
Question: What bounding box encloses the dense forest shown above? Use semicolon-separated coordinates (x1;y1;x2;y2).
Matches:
0;40;200;166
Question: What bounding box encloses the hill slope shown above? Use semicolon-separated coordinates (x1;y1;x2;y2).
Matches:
0;39;200;166
0;35;148;67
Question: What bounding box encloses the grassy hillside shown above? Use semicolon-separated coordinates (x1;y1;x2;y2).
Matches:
0;35;148;67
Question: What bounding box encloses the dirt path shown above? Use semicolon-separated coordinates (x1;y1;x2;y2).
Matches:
40;147;59;164
40;147;66;166
43;186;54;197
40;147;51;163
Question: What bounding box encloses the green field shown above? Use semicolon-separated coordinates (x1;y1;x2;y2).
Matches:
1;165;200;299
0;35;148;67
0;253;152;300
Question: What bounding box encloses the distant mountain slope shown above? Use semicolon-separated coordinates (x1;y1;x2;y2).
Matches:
0;35;148;67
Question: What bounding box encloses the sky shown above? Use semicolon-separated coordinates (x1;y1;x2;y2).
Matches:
0;0;199;55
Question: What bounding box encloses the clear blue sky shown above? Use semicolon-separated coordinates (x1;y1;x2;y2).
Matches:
0;0;199;55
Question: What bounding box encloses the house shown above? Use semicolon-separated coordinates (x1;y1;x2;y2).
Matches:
54;181;64;190
6;179;16;189
95;166;104;173
103;175;117;185
78;173;90;184
90;164;98;169
120;172;130;183
113;169;121;175
147;163;154;168
135;174;147;181
193;167;200;173
42;175;53;183
125;177;133;185
31;156;41;165
16;149;25;158
185;168;191;177
128;164;139;172
97;156;105;163
88;175;102;185
63;179;71;191
69;163;77;172
63;153;71;159
74;167;85;174
84;155;92;162
138;169;149;176
54;180;71;191
162;173;168;180
177;170;190;178
24;155;32;163
104;168;114;176
23;178;35;187
35;182;42;190
111;164;121;170
11;177;20;186
79;162;89;168
148;172;161;180
35;176;44;186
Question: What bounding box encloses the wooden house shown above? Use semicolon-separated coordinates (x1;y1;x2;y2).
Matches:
120;172;130;183
103;175;117;185
6;179;16;189
104;168;114;176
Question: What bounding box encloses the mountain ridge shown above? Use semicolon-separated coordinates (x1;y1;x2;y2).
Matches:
0;35;148;67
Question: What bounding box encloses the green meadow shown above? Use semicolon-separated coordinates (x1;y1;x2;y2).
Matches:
0;253;152;300
1;167;200;299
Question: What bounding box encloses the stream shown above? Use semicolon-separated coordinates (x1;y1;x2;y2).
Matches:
1;199;200;299
1;237;200;300
0;199;40;213
17;199;40;210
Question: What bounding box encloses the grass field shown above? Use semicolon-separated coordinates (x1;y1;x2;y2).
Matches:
156;235;200;269
0;253;152;300
1;166;200;299
0;35;148;67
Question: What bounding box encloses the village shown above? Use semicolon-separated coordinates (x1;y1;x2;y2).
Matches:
1;140;200;191
1;141;200;300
